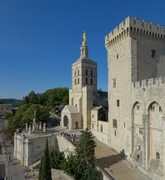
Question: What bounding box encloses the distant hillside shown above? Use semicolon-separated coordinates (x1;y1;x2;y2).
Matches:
0;99;21;107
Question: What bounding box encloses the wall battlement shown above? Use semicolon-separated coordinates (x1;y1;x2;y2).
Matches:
133;77;165;89
105;16;165;47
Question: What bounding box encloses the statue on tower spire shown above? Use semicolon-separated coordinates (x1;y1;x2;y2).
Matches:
82;31;87;46
80;31;88;58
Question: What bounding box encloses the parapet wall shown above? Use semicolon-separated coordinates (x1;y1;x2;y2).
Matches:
133;76;165;89
105;16;165;47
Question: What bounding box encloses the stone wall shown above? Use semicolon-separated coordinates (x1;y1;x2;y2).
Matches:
14;133;76;167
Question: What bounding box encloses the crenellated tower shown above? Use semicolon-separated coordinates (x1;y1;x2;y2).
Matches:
105;16;165;159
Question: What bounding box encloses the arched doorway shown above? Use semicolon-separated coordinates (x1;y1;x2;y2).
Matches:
148;102;163;166
63;115;69;128
132;102;143;163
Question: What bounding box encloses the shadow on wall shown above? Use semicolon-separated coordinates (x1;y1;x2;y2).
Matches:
96;149;126;169
96;154;122;169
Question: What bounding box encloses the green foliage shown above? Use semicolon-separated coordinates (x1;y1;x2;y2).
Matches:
5;87;68;139
74;129;98;180
61;154;78;176
39;140;52;180
50;149;65;169
86;166;102;180
49;129;101;180
5;104;50;139
38;156;44;180
76;129;96;166
22;88;69;108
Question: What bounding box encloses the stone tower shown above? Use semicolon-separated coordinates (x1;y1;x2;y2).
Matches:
105;16;165;157
70;32;97;129
61;32;97;130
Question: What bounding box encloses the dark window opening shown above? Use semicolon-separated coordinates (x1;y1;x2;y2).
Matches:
113;119;117;128
117;100;120;107
151;105;155;111
138;145;141;150
78;78;79;84
86;69;88;75
91;78;93;85
114;130;116;136
159;106;162;112
75;79;76;85
113;78;116;88
91;70;93;76
156;152;160;159
151;49;156;58
136;154;140;161
137;105;140;110
86;78;88;84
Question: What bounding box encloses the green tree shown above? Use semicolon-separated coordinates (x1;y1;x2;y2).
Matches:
38;140;52;180
28;91;39;104
86;166;102;180
74;129;99;180
38;156;44;180
50;149;65;169
5;104;50;139
61;154;77;175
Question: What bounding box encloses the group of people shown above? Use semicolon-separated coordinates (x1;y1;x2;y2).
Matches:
61;132;78;145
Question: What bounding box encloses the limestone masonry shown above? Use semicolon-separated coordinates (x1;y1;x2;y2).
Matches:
106;16;165;180
62;16;165;180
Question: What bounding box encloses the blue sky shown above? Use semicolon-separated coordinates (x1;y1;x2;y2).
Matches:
0;0;165;99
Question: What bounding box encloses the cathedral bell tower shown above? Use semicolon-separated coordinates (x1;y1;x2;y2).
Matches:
61;32;97;130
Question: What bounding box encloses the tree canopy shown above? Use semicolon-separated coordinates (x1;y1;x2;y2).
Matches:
5;87;69;139
22;88;69;108
60;129;101;180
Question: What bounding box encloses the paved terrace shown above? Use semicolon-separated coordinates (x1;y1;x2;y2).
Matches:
95;140;150;180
